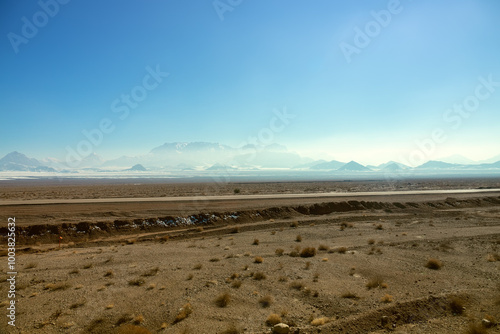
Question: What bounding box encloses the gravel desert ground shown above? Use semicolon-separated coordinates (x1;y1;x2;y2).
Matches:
1;179;500;333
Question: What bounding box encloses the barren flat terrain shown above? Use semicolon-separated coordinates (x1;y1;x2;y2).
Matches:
0;179;499;333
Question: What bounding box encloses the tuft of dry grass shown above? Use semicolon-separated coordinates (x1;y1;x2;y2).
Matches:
187;273;194;280
381;294;393;303
318;244;329;251
337;247;347;254
231;280;242;288
258;295;274;308
366;276;385;290
252;239;259;245
254;256;264;263
265;313;282;326
341;291;359;299
449;296;465;315
375;224;383;230
426;258;443;270
290;281;304;290
104;270;114;278
290;221;299;228
126;239;136;245
311;317;329;326
193;263;202;270
275;248;284;256
174;303;193;324
300;247;316;258
215;292;231;307
141;267;159;277
128;278;145;286
368;239;375;245
253;272;266;280
45;282;71;291
296;235;302;242
210;257;220;262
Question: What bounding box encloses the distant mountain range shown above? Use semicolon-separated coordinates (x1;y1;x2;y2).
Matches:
1;142;500;175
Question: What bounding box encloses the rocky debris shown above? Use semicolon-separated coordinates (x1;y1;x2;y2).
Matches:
272;323;290;334
482;319;493;328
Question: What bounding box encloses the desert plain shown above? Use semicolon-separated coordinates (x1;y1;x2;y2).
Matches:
0;178;500;334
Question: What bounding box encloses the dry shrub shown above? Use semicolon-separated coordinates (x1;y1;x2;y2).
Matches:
45;282;71;291
296;235;302;242
305;261;311;270
174;303;193;323
128;278;145;286
69;268;80;275
290;222;299;228
258;295;274;308
83;262;93;269
116;324;151;334
104;270;114;278
318;244;329;251
231;280;242;288
375;224;383;230
141;267;159;277
367;239;375;245
366;276;385;290
278;276;288;282
265;313;282;326
253;272;266;280
337;247;347;254
289;250;300;257
426;258;443;270
311;317;329;326
230;227;240;234
252;239;259;245
381;294;393;303
254;256;264;263
210;257;220;262
341;291;359;299
449;296;465;315
290;281;304;290
275;248;284;256
215;292;231;307
193;263;202;270
187;273;194;280
300;247;316;258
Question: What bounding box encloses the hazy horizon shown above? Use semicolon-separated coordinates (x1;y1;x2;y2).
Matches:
2;1;500;167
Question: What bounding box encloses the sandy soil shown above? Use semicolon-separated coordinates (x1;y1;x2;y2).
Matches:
0;179;499;333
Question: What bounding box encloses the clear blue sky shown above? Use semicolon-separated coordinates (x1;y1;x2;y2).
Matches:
1;0;499;165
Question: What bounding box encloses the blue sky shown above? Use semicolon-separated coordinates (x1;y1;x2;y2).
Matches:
1;0;499;165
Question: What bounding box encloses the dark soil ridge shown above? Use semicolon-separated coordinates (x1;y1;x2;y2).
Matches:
320;293;472;333
2;196;500;246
